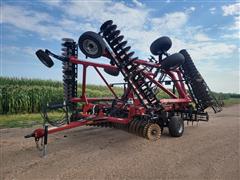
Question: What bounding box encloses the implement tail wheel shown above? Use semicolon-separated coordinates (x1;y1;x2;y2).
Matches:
144;123;161;141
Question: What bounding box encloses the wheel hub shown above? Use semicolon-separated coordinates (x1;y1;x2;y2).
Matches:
82;39;98;55
178;122;183;133
145;123;161;141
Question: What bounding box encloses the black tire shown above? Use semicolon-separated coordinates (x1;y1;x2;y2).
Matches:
168;116;184;137
35;49;54;68
150;36;172;55
78;31;106;58
160;53;185;70
104;68;119;76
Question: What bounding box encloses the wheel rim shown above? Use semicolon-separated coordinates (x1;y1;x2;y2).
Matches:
178;121;183;134
82;39;98;55
146;123;161;141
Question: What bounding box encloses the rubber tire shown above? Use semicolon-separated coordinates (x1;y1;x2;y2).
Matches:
160;53;185;70
168;116;184;137
78;31;106;58
35;49;54;68
104;68;119;76
150;36;172;55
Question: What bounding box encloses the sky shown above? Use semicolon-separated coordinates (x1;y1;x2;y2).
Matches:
0;0;239;93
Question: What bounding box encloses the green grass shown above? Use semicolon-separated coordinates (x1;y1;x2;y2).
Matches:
223;98;240;106
0;113;43;128
0;111;72;128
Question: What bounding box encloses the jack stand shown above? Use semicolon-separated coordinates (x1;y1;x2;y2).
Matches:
42;125;48;157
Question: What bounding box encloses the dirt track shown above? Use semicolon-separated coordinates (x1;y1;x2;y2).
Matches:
0;105;239;180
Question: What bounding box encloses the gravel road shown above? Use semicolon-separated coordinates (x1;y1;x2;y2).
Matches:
0;104;239;180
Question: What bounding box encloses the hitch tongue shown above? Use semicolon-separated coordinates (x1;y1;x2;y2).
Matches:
24;126;48;157
24;132;35;138
24;128;45;139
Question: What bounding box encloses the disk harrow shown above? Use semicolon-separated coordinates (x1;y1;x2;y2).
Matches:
86;117;161;140
61;38;78;106
26;20;222;156
128;118;161;140
180;50;222;113
99;20;161;111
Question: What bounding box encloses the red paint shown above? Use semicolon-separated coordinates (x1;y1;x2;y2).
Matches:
94;67;118;98
71;97;115;103
33;121;89;138
29;51;194;141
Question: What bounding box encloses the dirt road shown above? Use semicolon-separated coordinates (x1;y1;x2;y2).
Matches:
1;105;239;180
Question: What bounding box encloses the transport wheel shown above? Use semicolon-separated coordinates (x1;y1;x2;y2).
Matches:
150;36;172;55
160;53;185;70
78;31;106;58
35;49;54;68
168;116;184;137
145;123;161;141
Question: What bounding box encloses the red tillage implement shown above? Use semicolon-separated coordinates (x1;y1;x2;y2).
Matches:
25;20;222;156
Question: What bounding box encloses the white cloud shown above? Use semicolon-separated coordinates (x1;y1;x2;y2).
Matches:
1;5;73;40
190;6;196;11
1;1;239;92
40;0;61;7
2;1;237;62
132;0;144;7
186;6;196;13
209;7;216;14
1;45;37;58
61;1;149;30
193;33;213;42
189;42;237;60
221;3;240;32
222;3;240;16
151;12;188;31
197;61;239;93
62;1;107;21
222;33;240;39
229;16;240;30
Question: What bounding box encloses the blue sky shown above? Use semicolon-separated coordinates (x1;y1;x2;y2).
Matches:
1;0;239;93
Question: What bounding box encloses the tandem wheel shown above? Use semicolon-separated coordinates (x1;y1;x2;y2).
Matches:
168;116;184;137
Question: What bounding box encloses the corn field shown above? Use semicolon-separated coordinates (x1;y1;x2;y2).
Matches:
0;77;181;114
2;77;216;114
0;85;63;114
0;77;123;114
